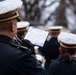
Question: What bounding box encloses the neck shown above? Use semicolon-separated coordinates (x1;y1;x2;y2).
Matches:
0;31;14;39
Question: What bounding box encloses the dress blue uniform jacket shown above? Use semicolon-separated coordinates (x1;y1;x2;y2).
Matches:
49;55;76;75
39;37;60;75
0;35;46;75
39;37;60;62
21;39;35;55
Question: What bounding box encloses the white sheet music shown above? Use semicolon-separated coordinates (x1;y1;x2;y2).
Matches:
25;26;49;47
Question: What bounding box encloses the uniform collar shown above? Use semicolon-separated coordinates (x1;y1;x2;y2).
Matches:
51;37;57;39
0;35;14;44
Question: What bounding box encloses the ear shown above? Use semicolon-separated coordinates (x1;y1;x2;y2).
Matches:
10;21;15;32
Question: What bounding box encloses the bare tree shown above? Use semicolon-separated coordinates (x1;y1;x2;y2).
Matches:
65;0;76;32
54;0;67;27
19;0;76;31
19;0;42;25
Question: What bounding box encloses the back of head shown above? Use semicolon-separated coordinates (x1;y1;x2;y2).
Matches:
17;21;30;32
17;21;30;39
58;32;76;62
0;0;22;38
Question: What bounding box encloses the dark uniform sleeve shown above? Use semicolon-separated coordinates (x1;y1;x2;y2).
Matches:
14;46;46;75
49;64;54;75
21;39;35;55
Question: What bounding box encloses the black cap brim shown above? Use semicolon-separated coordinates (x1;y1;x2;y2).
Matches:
17;17;21;22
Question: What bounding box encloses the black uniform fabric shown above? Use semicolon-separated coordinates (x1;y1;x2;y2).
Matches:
39;37;60;74
49;55;76;75
0;35;46;75
15;36;35;55
21;39;35;55
40;37;60;62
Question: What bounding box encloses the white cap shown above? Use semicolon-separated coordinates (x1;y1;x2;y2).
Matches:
0;0;22;15
58;32;76;48
17;21;30;32
48;26;63;35
48;26;63;30
17;21;30;29
0;0;22;22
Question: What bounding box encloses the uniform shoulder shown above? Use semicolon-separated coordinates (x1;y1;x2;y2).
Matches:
11;43;31;53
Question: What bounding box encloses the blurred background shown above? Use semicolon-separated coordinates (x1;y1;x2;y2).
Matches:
19;0;76;33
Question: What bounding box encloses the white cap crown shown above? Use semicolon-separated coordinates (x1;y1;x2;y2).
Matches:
0;0;22;15
17;21;30;29
58;32;76;48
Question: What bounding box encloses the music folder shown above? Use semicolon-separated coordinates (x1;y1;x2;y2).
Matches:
24;26;49;47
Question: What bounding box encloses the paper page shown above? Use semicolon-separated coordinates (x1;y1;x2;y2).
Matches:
25;26;49;47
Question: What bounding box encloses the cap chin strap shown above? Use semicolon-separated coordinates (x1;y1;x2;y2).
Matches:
0;12;19;22
60;43;76;48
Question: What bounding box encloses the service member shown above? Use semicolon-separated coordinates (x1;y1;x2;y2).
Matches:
0;0;46;75
49;32;76;75
39;26;63;74
16;21;35;55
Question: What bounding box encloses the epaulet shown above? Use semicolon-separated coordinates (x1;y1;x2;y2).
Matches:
11;43;32;54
